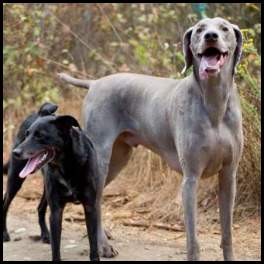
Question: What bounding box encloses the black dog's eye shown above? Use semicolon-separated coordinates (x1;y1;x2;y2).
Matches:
222;26;229;32
25;130;30;137
34;131;43;139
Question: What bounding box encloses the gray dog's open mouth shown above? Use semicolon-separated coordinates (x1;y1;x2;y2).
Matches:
19;148;55;178
198;47;228;80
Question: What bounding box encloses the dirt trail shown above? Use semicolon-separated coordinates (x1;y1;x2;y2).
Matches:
4;211;185;261
3;211;261;261
3;176;261;261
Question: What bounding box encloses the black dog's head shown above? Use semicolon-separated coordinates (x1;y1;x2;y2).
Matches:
15;102;58;143
13;115;80;179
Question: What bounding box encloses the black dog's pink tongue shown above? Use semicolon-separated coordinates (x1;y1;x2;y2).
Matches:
19;155;42;178
199;54;220;80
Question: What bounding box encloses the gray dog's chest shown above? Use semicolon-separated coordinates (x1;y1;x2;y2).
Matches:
160;123;235;178
195;126;234;178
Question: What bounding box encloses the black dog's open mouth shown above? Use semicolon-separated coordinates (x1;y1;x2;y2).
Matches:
198;47;228;79
19;148;55;178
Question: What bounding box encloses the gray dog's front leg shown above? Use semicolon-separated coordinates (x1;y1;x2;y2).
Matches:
182;175;200;261
95;149;119;258
218;165;237;261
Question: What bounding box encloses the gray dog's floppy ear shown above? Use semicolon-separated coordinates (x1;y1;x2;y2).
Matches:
232;24;243;73
53;115;81;131
38;102;58;116
181;27;193;74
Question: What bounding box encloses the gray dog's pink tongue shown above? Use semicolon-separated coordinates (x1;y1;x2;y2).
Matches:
19;155;43;178
199;55;220;80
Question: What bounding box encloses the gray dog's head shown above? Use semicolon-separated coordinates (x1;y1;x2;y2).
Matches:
182;17;243;79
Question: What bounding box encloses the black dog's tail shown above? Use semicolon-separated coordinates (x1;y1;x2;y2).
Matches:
3;161;9;175
57;73;94;90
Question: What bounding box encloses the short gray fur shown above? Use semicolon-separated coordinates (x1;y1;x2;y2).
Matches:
58;17;243;261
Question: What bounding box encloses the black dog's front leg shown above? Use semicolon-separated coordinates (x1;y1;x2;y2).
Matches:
37;185;50;243
83;204;100;261
49;205;64;261
3;159;26;242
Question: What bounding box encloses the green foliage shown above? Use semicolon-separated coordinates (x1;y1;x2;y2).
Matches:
237;27;261;138
3;4;60;111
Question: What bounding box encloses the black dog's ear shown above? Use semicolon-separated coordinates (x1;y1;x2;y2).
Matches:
70;127;88;165
53;115;80;131
38;102;58;116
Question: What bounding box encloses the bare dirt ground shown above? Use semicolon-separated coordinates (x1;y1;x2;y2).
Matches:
3;174;261;261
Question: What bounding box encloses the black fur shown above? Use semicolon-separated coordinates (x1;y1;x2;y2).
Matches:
13;115;100;261
3;102;58;244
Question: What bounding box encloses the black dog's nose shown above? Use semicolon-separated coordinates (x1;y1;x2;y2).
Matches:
204;31;218;42
13;148;22;159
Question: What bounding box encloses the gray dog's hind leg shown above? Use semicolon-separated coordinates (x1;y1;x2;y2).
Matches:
98;140;132;247
181;175;200;261
218;165;237;261
95;146;119;258
96;203;118;257
106;140;133;185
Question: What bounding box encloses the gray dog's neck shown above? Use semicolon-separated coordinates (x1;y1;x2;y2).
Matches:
193;64;234;126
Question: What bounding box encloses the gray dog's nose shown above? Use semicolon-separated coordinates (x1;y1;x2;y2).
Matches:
204;31;218;42
13;148;22;159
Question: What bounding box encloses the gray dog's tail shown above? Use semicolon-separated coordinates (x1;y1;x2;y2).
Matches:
57;73;93;89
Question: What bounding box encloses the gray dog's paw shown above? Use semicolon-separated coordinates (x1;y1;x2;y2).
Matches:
104;229;114;240
99;243;118;258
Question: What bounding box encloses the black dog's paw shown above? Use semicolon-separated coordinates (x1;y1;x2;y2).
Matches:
90;257;100;261
3;231;11;242
41;234;50;244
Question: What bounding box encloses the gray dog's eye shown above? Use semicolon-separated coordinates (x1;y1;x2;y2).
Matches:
222;26;229;32
196;28;203;33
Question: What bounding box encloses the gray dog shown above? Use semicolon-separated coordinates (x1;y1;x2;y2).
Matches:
58;17;243;261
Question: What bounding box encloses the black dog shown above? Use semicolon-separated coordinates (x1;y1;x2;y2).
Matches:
3;102;58;243
12;114;100;261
